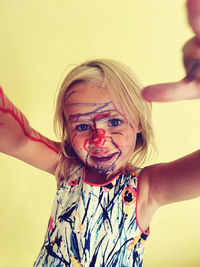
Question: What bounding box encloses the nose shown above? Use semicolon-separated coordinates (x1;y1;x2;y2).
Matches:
83;126;110;153
90;128;106;148
88;128;111;155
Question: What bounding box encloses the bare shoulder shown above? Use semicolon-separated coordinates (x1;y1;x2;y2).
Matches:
57;159;84;188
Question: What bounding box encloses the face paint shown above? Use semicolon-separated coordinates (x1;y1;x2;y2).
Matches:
83;128;109;153
0;87;58;154
64;82;140;177
83;113;111;153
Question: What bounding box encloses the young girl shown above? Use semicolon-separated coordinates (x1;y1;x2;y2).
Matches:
1;0;200;266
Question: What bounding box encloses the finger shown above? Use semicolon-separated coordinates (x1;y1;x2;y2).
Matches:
142;79;200;102
183;37;200;69
187;0;200;38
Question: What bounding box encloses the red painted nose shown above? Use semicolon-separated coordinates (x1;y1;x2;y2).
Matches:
89;128;107;149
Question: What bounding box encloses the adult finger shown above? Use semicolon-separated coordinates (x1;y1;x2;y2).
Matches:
183;37;200;69
142;79;200;102
187;0;200;38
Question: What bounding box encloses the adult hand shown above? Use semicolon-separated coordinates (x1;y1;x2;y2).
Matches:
142;0;200;102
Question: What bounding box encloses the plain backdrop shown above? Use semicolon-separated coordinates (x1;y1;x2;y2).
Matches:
0;0;200;266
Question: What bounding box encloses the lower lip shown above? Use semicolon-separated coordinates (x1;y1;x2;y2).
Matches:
90;153;118;165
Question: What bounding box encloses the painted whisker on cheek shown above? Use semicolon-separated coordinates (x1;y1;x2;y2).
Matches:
83;139;89;152
71;133;77;143
111;132;123;135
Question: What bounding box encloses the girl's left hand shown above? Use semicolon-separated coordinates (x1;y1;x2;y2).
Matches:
142;0;200;102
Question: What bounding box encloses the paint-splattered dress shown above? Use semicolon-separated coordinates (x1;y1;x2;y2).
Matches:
33;167;149;267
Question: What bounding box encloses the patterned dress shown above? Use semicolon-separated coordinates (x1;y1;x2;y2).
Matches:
33;167;149;267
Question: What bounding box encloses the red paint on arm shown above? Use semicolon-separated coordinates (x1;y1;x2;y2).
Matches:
0;87;5;108
0;87;59;154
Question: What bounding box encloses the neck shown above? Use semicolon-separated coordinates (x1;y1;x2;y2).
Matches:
84;166;121;185
84;167;111;185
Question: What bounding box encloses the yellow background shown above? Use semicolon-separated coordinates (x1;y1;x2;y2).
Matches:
0;0;200;266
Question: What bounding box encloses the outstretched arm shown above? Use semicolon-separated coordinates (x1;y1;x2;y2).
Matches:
137;0;200;231
140;0;200;205
142;0;200;102
137;150;200;230
0;87;60;174
148;150;200;206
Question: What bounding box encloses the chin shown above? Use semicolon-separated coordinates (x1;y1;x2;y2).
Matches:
91;163;124;180
88;162;115;175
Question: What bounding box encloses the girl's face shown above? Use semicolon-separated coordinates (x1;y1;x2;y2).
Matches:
64;82;140;176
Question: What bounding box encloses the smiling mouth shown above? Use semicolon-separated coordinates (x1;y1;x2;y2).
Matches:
90;153;118;164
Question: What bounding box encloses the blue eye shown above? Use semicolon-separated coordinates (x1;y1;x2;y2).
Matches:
109;119;121;127
76;124;90;131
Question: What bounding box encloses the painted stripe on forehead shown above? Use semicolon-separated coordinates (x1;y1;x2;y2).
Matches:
65;82;107;102
93;113;110;121
67;101;112;110
67;101;113;121
93;102;112;113
65;90;76;102
67;102;110;107
68;109;116;121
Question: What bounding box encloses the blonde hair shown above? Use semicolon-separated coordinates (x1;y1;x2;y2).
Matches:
54;59;156;182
